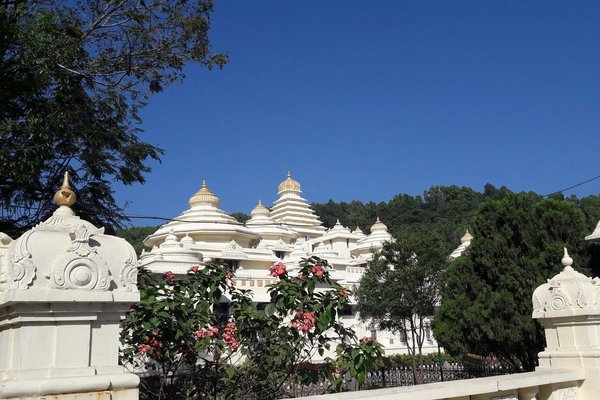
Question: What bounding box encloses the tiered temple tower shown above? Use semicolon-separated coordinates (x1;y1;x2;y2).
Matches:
270;172;326;239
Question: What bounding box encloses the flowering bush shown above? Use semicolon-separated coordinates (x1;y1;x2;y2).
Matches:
121;256;381;399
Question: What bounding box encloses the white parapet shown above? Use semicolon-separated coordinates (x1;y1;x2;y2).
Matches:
0;173;140;399
300;369;584;400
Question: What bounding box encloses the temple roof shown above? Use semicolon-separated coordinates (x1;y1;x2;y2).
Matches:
246;200;298;240
144;182;259;247
189;180;220;208
278;171;301;194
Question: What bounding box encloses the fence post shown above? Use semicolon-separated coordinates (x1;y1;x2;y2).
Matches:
0;173;140;399
532;248;600;399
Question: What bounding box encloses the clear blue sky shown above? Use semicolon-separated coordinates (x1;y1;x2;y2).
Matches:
115;1;600;223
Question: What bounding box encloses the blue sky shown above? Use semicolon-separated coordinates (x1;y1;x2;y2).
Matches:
115;1;600;223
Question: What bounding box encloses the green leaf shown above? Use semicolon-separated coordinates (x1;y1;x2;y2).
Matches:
264;303;276;317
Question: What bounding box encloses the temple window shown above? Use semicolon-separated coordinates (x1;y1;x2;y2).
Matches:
225;259;240;271
275;251;285;259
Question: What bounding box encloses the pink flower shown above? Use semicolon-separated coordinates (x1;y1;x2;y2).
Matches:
227;269;233;278
312;264;325;278
128;305;136;313
189;266;199;273
270;262;287;278
360;336;374;345
291;310;317;333
226;322;237;331
138;344;151;354
339;290;349;300
297;272;304;280
164;271;176;282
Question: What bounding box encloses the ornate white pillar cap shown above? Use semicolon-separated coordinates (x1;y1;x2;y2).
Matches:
532;248;600;319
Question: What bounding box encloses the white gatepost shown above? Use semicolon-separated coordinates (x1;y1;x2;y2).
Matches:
532;248;600;399
0;173;140;399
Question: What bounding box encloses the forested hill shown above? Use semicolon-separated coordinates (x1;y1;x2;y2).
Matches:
116;184;600;255
311;184;600;252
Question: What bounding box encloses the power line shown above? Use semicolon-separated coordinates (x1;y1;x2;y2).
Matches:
543;173;600;198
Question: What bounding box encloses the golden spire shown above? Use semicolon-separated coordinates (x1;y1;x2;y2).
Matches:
278;171;301;194
189;180;221;208
53;171;76;207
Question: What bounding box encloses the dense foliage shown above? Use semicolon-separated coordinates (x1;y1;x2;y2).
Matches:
0;0;226;236
355;229;448;384
312;184;600;253
434;193;592;371
121;257;382;399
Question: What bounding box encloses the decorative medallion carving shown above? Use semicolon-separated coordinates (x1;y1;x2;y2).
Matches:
548;285;571;310
120;246;138;292
50;225;111;290
9;230;36;289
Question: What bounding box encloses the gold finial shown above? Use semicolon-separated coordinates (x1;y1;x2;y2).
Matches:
189;180;220;208
53;171;76;207
278;171;301;194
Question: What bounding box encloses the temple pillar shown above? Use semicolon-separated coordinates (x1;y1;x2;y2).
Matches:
0;173;140;399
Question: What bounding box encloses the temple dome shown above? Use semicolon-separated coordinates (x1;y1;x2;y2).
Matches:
189;180;220;208
370;217;388;232
251;200;270;217
278;171;301;194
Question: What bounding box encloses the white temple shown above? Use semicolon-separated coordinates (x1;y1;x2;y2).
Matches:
140;173;463;355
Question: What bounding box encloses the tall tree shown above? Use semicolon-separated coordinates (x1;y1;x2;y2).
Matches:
434;193;590;371
0;0;226;236
355;228;448;384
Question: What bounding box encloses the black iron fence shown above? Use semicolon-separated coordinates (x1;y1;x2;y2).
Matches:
280;362;516;397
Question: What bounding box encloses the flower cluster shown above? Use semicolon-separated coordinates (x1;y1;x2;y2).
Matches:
291;309;317;333
164;271;176;282
332;365;343;379
139;332;164;356
360;336;374;345
189;266;199;273
311;264;325;278
338;290;349;300
270;262;287;277
195;326;219;339
223;322;239;351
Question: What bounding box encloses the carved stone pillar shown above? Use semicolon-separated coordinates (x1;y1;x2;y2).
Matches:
532;248;599;400
0;173;140;399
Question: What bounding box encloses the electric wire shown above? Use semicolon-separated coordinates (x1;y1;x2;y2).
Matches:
2;172;600;227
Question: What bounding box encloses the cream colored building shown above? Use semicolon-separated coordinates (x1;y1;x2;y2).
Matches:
140;173;447;355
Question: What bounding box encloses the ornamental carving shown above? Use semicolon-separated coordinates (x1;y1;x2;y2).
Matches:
120;245;138;292
9;230;36;289
553;386;579;400
49;225;111;290
533;294;542;312
548;285;571;311
222;240;247;259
